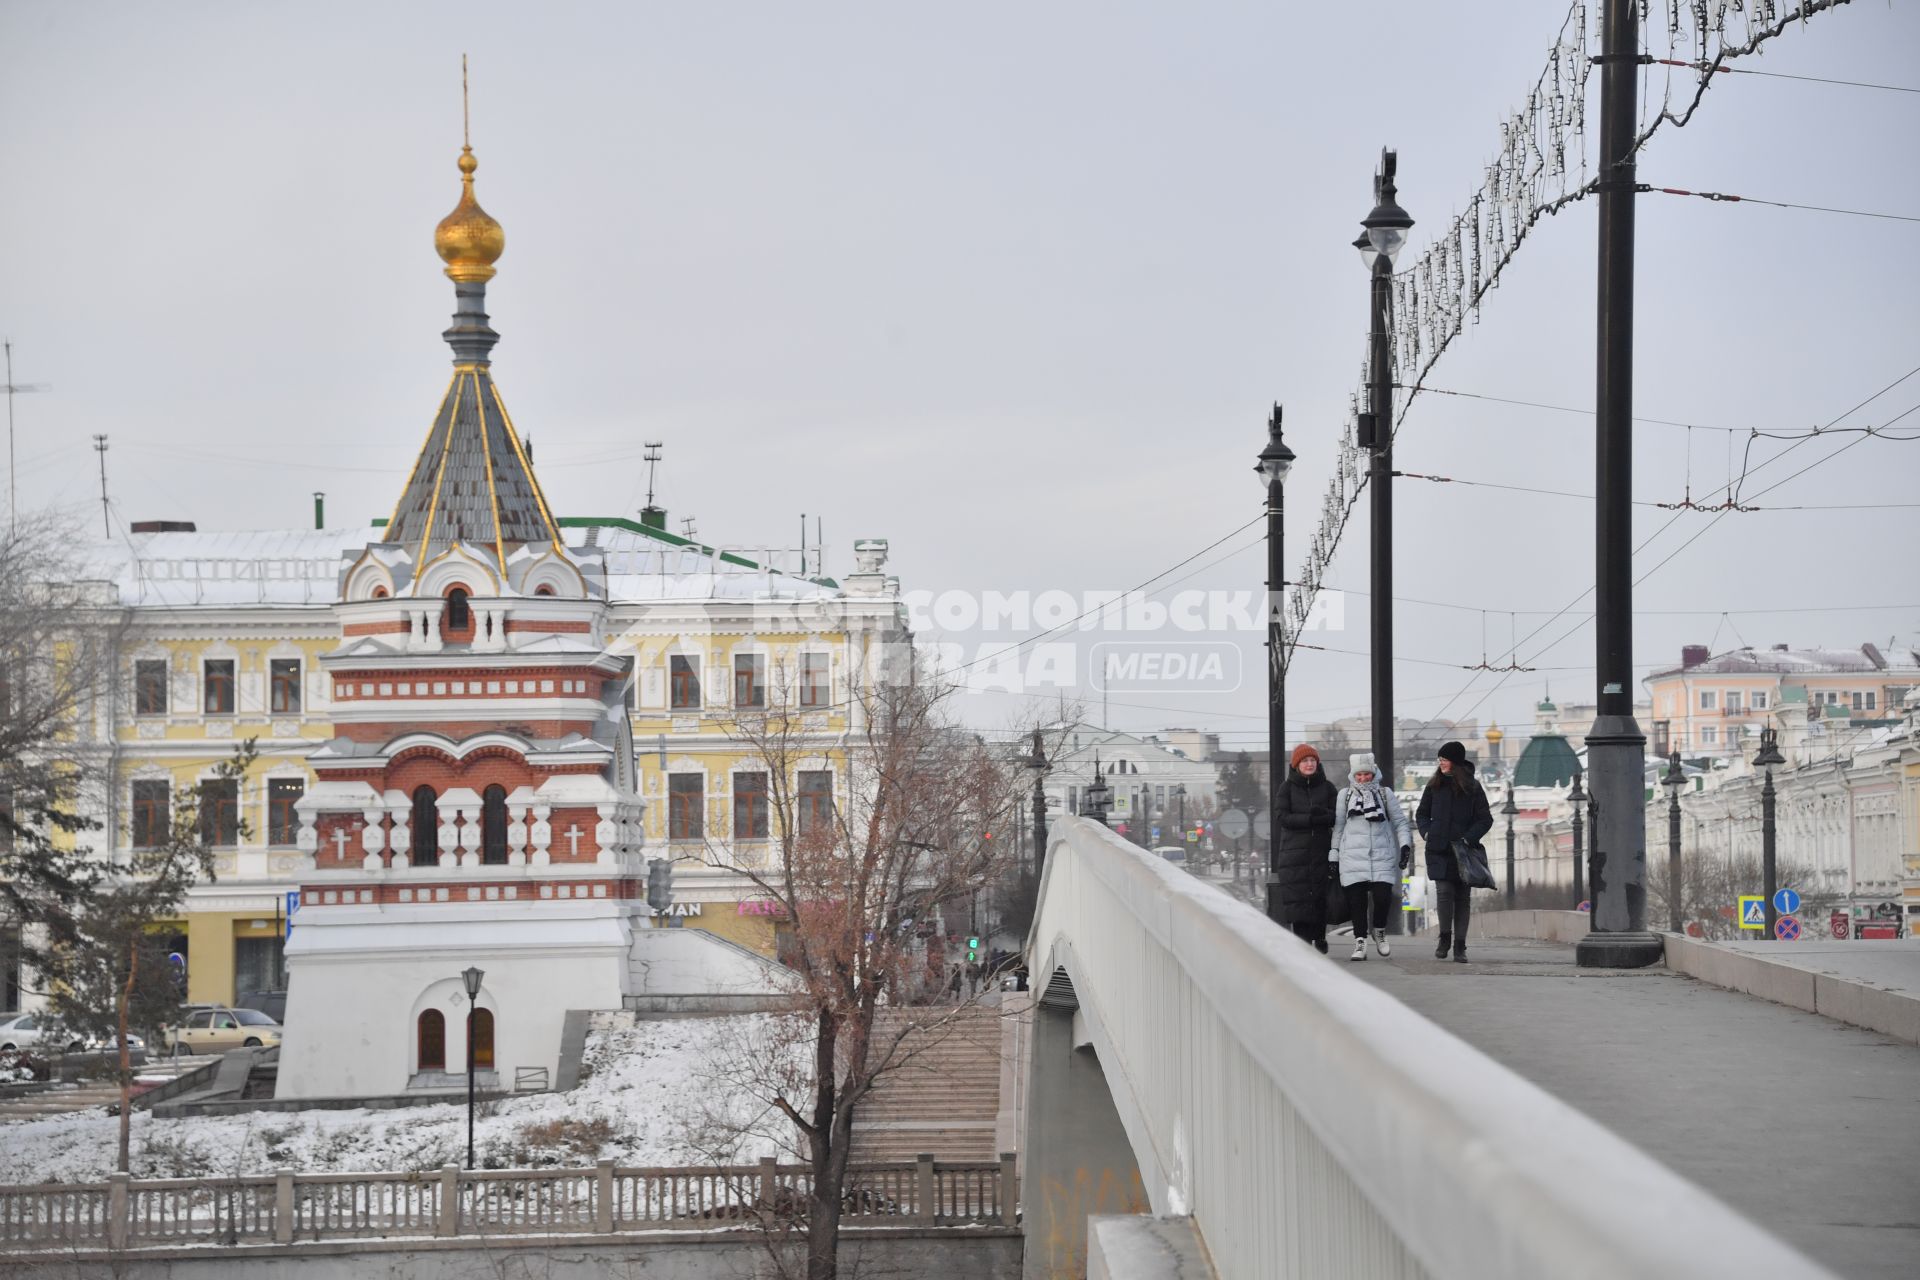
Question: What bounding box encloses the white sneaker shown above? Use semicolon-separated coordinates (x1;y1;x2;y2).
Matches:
1349;939;1367;963
1372;929;1390;958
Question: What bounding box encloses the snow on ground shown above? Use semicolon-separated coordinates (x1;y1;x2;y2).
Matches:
0;1016;806;1185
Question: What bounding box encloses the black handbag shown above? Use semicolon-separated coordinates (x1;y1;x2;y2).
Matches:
1452;837;1496;890
1324;867;1348;921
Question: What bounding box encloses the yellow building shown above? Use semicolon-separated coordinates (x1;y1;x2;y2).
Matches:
66;517;904;1006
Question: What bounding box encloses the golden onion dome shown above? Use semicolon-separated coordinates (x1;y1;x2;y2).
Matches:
434;145;504;281
1486;724;1504;743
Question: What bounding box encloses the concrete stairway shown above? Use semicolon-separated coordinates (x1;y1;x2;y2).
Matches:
849;1003;1003;1162
0;1056;220;1120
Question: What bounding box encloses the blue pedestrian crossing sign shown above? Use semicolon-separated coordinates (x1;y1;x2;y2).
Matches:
1738;895;1766;930
1773;888;1801;916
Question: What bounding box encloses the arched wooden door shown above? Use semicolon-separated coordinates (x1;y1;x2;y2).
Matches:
471;1007;495;1070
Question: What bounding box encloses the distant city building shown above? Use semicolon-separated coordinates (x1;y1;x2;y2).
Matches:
1643;642;1920;761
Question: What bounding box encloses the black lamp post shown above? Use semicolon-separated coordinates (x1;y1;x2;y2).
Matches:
1257;406;1296;923
1356;155;1412;796
1662;751;1687;933
1026;729;1050;873
1358;153;1412;935
462;965;484;1170
1568;768;1587;910
1501;787;1518;910
1754;728;1786;941
1084;755;1112;827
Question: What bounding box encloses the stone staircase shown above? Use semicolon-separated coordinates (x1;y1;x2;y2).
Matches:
849;1003;1003;1162
0;1056;220;1120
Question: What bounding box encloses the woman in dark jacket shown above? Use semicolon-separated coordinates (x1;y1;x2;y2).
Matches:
1273;743;1339;954
1414;741;1493;963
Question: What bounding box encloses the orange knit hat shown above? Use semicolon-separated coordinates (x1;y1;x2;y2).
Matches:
1290;744;1320;769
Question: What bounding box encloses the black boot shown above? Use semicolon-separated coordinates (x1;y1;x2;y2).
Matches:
1434;933;1451;960
1451;944;1468;964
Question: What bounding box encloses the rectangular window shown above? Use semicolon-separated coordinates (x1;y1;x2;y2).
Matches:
733;772;769;839
799;654;830;708
234;936;284;995
1698;690;1717;711
669;774;704;840
1751;691;1768;710
1724;691;1743;713
270;659;302;713
797;770;833;837
135;660;168;716
1700;726;1717;745
203;659;235;715
268;779;304;846
669;656;702;711
1155;785;1167;810
132;780;170;849
734;654;766;709
199;779;239;847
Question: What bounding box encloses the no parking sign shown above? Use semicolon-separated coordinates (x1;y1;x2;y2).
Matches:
1774;914;1801;942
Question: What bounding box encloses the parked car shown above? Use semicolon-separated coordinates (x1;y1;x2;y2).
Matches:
236;990;287;1023
167;1006;283;1054
0;1013;84;1054
0;1013;142;1055
1151;845;1188;862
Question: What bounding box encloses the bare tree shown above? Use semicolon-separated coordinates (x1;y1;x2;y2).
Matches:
45;743;256;1172
697;660;1026;1280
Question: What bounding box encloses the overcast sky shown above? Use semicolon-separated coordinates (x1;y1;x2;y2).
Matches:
4;1;1916;754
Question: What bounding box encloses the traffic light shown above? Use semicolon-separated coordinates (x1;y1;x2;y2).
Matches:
966;935;981;963
647;858;673;915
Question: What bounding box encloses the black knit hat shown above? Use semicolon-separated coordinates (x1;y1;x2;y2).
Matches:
1437;740;1468;765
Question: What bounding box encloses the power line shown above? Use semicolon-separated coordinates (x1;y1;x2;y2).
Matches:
1643;184;1920;224
1647;57;1920;96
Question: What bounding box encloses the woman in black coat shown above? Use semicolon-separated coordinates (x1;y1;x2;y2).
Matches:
1273;743;1339;954
1414;740;1493;963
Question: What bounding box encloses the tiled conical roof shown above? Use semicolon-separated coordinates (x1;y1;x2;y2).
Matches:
383;367;559;568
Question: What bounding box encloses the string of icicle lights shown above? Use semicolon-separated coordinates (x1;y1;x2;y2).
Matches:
1280;0;1855;671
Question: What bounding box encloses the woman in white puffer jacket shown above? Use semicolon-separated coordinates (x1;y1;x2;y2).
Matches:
1329;752;1412;962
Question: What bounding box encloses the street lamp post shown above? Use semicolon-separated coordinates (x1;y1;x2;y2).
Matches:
461;965;484;1170
1662;751;1687;933
1358;153;1412;936
1754;728;1785;941
1257;406;1295;924
1568;768;1587;910
1501;787;1518;910
1084;755;1112;827
1026;729;1050;873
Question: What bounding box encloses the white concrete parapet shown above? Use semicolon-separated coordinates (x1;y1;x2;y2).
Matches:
1026;816;1832;1280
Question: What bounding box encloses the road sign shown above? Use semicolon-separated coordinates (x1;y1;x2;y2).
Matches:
1737;896;1766;930
1217;809;1250;840
1774;914;1801;942
1185;831;1198;843
1830;911;1850;940
1773;888;1801;916
1253;811;1271;840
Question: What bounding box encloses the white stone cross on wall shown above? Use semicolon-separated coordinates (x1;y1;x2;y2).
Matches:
332;827;351;861
564;825;583;857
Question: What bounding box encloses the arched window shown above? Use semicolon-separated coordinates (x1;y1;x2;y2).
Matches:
417;1009;446;1071
411;785;440;866
371;585;389;599
445;588;471;633
534;584;555;597
470;1007;495;1071
481;784;509;864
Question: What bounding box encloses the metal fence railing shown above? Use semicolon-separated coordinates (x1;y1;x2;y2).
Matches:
0;1155;1016;1253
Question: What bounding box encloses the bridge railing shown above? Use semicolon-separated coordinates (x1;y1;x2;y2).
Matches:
1027;816;1828;1280
0;1154;1016;1253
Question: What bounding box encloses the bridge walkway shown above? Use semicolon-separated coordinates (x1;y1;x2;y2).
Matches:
1345;936;1920;1279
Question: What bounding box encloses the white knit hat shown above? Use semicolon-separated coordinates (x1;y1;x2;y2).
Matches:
1349;752;1378;777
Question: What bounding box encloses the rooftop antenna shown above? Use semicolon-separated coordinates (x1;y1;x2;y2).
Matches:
642;441;663;506
680;515;697;540
800;513;806;576
816;515;823;577
3;339;50;534
91;434;110;538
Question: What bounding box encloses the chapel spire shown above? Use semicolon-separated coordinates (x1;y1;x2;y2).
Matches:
381;60;559;569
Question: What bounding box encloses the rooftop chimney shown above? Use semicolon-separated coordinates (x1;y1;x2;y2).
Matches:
1772;643;1790;653
640;505;667;531
1680;644;1709;669
1862;642;1887;670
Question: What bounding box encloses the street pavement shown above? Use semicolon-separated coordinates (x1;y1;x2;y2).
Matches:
1716;936;1920;994
1345;936;1920;1278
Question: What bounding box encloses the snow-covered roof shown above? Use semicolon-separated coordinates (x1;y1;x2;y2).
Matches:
1648;644;1920;680
76;519;882;610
